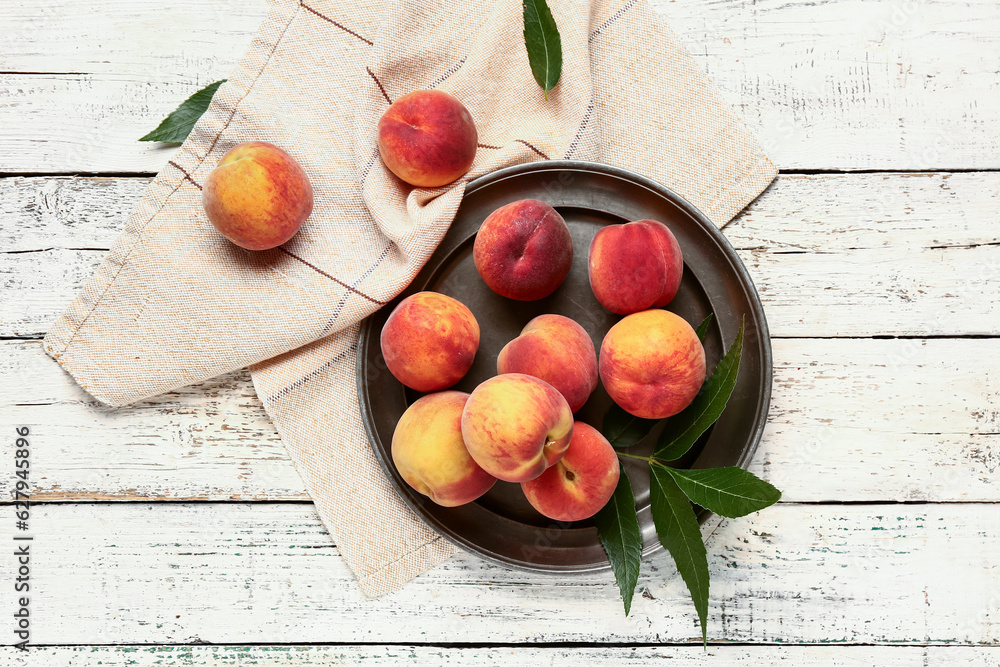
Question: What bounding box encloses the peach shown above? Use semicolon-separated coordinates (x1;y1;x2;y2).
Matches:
588;219;683;314
521;421;620;522
377;90;478;188
497;314;598;412
461;374;574;482
380;291;480;392
202;141;313;251
391;391;496;507
473;199;574;301
600;309;706;419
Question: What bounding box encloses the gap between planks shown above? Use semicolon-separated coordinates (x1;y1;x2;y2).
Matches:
5;641;998;648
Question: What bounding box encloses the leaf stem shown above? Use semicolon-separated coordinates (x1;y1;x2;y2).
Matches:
615;451;652;463
616;451;680;470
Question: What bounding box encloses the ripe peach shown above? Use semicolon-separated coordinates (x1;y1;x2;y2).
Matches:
461;374;574;483
202;141;313;251
600;309;706;419
588;219;683;314
380;292;480;392
391;391;496;507
521;422;620;522
497;314;598;412
473;199;573;301
377;90;478;188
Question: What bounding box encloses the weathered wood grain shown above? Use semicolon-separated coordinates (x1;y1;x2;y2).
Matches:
2;172;998;502
1;0;998;172
3;173;999;339
3;335;999;503
0;503;997;645
1;0;996;655
4;646;999;665
0;0;266;74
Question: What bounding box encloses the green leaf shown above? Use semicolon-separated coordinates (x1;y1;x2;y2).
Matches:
649;465;709;646
694;313;714;342
664;466;781;518
139;80;226;143
595;464;643;615
655;316;744;461
602;402;659;449
522;0;562;100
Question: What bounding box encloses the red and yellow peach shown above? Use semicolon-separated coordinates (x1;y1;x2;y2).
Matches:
380;291;480;392
391;391;496;507
473;199;574;301
588;219;683;314
461;373;574;482
600;309;706;419
521;421;620;522
202;141;313;250
377;90;478;188
497;314;598;412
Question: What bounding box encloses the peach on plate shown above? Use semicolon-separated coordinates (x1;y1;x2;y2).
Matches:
461;373;574;483
521;421;620;522
588;219;683;314
473;199;573;301
380;291;480;392
391;391;496;507
600;309;706;419
377;89;478;188
497;314;598;412
202;141;313;251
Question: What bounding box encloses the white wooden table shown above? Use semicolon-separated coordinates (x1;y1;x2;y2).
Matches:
2;0;999;664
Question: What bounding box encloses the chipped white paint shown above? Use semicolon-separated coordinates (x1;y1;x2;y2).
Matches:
1;0;999;172
3;173;999;338
2;336;998;503
0;503;997;645
2;0;999;655
4;646;1000;666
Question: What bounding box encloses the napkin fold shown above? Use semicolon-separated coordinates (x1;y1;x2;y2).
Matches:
44;0;775;596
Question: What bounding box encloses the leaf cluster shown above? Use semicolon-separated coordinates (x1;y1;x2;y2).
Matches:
596;315;781;644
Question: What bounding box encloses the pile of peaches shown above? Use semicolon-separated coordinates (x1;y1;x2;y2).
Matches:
194;89;708;523
384;200;706;523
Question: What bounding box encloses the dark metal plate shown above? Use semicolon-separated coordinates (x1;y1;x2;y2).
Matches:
358;160;771;572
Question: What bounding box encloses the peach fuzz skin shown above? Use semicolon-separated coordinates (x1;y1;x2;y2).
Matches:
202;141;313;251
380;292;480;393
391;391;496;507
461;374;574;483
377;90;478;188
521;422;620;522
600;310;706;419
497;314;598;413
473;199;574;301
589;219;683;315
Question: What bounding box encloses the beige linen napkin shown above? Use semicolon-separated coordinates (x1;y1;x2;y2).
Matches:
44;0;776;596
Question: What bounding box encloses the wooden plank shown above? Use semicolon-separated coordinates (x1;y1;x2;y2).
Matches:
1;0;999;172
2;173;999;502
0;0;267;74
0;0;264;174
3;173;1000;339
659;0;1000;171
3;646;999;665
0;503;997;644
2;336;999;503
1;341;299;501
